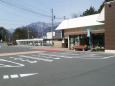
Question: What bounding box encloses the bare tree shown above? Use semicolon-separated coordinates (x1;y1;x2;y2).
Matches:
72;13;78;18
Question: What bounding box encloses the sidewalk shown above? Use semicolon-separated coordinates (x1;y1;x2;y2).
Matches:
8;45;115;55
37;47;115;55
32;46;71;51
32;46;107;54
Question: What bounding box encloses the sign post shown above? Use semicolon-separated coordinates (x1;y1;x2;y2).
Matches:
87;29;90;37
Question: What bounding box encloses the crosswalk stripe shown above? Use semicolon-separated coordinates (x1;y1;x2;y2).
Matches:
18;55;53;62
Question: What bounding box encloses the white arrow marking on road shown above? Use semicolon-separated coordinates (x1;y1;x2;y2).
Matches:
20;73;38;77
3;73;39;79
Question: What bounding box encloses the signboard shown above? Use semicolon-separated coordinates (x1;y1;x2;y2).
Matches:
87;29;90;37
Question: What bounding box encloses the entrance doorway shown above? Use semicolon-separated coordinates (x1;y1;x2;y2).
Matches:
65;39;68;48
92;33;105;50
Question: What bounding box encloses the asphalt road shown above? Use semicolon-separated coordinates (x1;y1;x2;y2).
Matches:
0;44;115;86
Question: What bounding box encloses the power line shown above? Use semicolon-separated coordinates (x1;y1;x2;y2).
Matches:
34;0;51;11
0;0;51;18
19;0;50;14
0;0;51;25
0;7;49;23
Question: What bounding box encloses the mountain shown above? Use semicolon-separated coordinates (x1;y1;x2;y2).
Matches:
27;22;61;37
28;22;60;31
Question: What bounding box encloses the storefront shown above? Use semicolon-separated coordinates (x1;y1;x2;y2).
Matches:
56;14;105;51
69;33;104;50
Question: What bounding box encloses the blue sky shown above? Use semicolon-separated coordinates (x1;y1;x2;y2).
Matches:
0;0;104;30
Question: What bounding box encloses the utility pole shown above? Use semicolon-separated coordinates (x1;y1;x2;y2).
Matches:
8;30;10;43
42;23;44;39
28;27;31;39
64;16;66;20
38;25;39;38
51;9;53;46
1;30;3;41
28;28;29;39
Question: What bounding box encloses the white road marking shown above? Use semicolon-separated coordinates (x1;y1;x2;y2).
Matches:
71;54;81;55
38;54;74;59
74;55;115;59
59;56;74;58
0;64;5;66
10;74;19;78
41;55;61;60
3;73;39;79
103;55;115;59
20;73;38;77
53;58;60;59
79;57;105;59
39;54;81;59
0;59;25;68
41;53;115;60
10;57;37;63
43;56;60;59
38;53;57;57
3;75;9;79
18;55;53;62
57;53;67;55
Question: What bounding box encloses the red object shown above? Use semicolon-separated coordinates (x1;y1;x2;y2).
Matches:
75;46;86;49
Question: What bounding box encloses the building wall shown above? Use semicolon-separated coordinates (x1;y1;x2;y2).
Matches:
46;32;55;39
64;25;104;36
54;41;62;47
105;1;115;50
